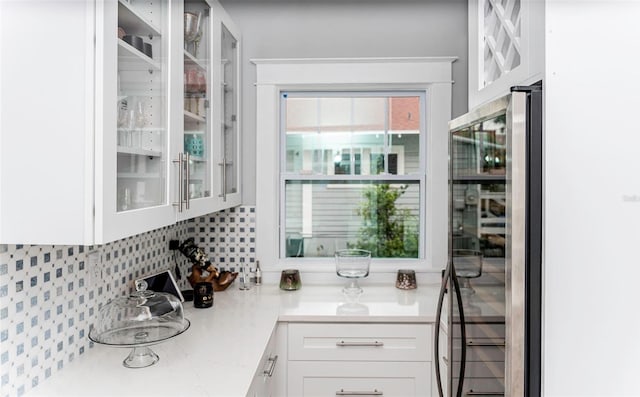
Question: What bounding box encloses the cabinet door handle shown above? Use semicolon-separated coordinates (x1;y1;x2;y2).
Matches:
218;159;227;201
466;339;505;347
465;391;504;396
184;152;190;210
336;389;383;396
262;354;278;377
336;341;384;347
173;153;184;212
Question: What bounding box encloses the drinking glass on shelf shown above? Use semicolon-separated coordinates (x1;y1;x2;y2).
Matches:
117;99;129;146
134;99;146;129
185;67;198;94
124;97;145;148
118;99;137;147
196;69;206;94
184;68;197;113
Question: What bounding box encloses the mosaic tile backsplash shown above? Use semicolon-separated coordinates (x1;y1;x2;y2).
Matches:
0;206;256;397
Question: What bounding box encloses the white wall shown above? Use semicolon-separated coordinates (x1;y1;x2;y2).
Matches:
219;0;468;205
544;1;640;395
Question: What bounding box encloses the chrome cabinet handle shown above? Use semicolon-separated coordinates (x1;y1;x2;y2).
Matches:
218;159;227;201
173;153;184;212
184;152;190;210
219;121;227;202
336;341;384;347
336;389;383;396
465;391;504;396
262;354;278;377
466;339;505;347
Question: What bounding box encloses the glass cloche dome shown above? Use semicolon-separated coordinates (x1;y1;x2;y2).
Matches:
89;280;190;368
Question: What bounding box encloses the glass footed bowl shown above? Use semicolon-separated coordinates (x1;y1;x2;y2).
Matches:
89;281;190;368
335;249;371;297
452;249;483;294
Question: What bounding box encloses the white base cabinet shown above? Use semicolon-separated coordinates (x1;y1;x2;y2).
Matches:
247;324;286;397
247;329;282;397
285;323;433;397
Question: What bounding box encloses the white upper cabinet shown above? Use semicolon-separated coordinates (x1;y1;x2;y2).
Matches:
176;0;242;220
214;3;242;209
468;0;544;108
97;0;176;243
0;0;241;245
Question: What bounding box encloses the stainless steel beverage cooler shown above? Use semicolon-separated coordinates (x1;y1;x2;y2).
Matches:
434;83;543;397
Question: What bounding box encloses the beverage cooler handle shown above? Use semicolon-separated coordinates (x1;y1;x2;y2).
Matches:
451;263;468;397
433;263;468;397
433;265;449;397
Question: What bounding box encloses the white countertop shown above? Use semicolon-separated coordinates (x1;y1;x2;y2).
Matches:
26;284;444;397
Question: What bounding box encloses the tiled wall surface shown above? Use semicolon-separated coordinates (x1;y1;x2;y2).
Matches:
0;206;256;397
191;206;257;272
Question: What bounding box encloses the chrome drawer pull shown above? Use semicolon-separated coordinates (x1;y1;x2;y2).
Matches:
262;354;278;377
336;341;384;347
465;391;504;396
466;339;505;347
336;389;383;396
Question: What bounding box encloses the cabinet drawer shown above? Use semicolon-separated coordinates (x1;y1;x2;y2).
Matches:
288;323;431;362
288;361;431;397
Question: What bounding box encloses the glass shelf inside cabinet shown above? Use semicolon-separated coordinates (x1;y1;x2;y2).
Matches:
116;0;167;213
118;40;161;71
118;0;161;36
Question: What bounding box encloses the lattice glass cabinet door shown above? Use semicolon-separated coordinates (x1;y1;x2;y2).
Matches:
481;0;521;87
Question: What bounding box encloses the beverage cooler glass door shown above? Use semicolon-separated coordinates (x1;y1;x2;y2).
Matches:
443;94;511;397
116;0;169;212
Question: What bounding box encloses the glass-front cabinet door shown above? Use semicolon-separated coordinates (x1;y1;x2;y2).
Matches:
98;0;241;241
181;0;212;211
217;13;241;205
176;0;241;219
98;0;176;243
116;0;167;212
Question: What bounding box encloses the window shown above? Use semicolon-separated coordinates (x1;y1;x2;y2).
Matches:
253;57;454;272
281;92;425;259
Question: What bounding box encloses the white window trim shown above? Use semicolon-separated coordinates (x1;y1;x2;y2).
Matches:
252;57;456;275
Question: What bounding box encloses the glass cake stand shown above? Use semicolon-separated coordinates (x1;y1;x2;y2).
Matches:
89;281;190;368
